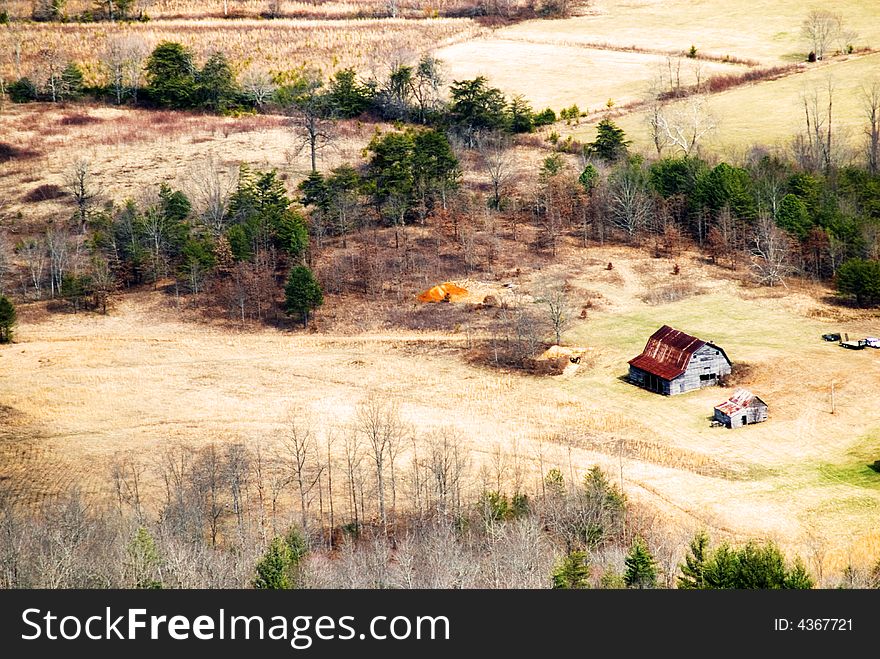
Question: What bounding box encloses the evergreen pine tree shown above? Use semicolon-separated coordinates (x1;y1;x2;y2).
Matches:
836;258;880;307
128;527;163;589
145;41;196;109
677;530;710;589
552;551;591;589
508;95;534;133
624;537;657;589
578;164;599;192
784;558;815;589
0;295;16;343
585;119;630;162
284;265;323;328
253;536;292;589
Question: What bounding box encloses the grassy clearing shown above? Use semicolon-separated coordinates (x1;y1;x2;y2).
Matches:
431;1;880;155
818;464;880;490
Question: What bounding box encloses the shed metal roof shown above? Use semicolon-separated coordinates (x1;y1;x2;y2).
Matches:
714;389;766;415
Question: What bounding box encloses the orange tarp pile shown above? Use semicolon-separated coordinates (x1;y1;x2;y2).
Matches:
417;282;468;303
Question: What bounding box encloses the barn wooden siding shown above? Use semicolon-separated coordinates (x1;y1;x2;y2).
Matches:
672;344;732;394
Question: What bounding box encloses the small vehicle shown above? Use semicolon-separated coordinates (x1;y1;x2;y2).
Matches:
822;333;841;342
865;337;880;348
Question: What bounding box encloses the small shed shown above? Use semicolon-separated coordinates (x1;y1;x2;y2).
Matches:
713;389;768;428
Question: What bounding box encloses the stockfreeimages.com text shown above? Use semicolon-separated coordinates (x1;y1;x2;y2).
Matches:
21;608;450;649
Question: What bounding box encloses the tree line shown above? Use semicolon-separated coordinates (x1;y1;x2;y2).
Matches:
3;40;558;140
0;396;836;589
3;161;324;326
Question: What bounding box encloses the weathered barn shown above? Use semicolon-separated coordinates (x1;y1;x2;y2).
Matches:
628;325;731;395
714;389;768;428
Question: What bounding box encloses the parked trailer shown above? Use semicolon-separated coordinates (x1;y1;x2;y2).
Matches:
840;339;868;350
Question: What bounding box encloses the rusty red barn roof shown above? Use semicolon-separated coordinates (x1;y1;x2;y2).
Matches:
715;389;765;415
628;325;709;380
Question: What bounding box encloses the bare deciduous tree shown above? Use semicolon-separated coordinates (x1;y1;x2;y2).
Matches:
280;69;336;173
45;227;71;299
17;238;46;300
799;79;836;172
607;164;652;241
240;66;277;110
66;159;98;233
478;132;516;211
279;408;323;534
102;35;148;105
191;156;235;237
36;46;65;103
534;271;575;346
422;428;468;517
750;212;794;287
410;55;445;125
647;98;672;157
357;395;404;532
654;95;717;156
801;10;842;60
111;451;147;519
862;81;880;174
0;232;11;296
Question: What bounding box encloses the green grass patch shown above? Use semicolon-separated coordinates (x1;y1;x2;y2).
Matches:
574;292;822;355
817;462;880;489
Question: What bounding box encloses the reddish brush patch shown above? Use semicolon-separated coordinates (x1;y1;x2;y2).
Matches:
59;112;103;127
704;65;796;93
658;65;797;101
22;184;66;203
0;142;41;163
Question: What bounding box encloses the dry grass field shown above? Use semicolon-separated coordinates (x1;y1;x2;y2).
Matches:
2;0;480;20
500;0;880;64
433;0;880;154
2;0;880;585
2;246;879;575
0;103;386;227
434;38;745;111
1;18;482;83
607;52;880;157
4;0;877;155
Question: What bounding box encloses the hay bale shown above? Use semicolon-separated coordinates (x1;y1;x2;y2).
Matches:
417;281;469;303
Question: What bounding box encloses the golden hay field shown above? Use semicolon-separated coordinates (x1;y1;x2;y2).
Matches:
434;38;746;111
2;246;879;574
606;52;880;158
433;0;880;154
500;0;880;64
1;17;482;83
0;104;385;224
2;0;470;20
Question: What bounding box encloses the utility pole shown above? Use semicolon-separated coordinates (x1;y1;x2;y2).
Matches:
830;380;836;415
